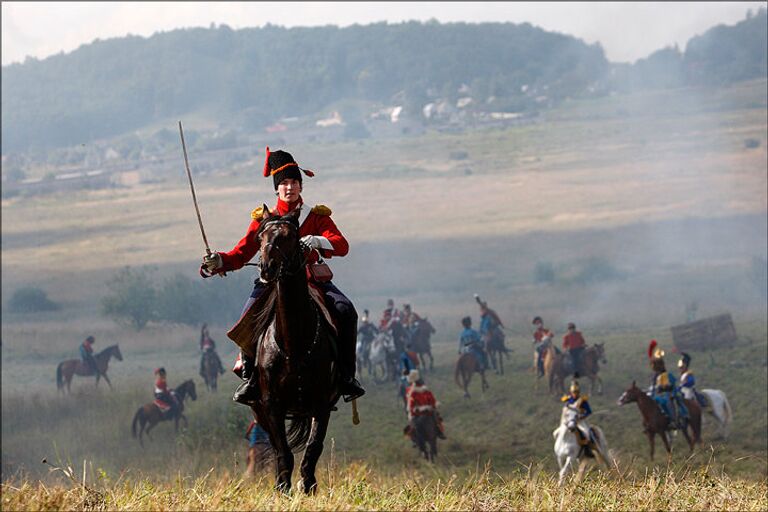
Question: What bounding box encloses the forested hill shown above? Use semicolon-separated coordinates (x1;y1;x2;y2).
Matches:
2;10;766;153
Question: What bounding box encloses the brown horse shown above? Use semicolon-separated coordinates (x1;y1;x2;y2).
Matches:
131;379;197;447
200;350;224;392
410;318;435;371
56;344;123;393
454;352;489;398
542;343;566;395
411;414;439;462
228;207;345;494
580;343;607;395
485;328;510;375
617;381;701;460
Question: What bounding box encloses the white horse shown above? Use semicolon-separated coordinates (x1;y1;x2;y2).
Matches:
694;389;733;439
368;332;395;383
553;405;609;486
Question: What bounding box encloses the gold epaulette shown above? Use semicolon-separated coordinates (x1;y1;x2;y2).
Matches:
560;395;570;402
311;204;332;216
251;205;270;220
581;395;589;401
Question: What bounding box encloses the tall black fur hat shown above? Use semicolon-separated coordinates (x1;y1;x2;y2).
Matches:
262;147;314;190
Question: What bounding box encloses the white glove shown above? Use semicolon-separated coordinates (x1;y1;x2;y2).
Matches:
300;235;332;251
203;252;223;272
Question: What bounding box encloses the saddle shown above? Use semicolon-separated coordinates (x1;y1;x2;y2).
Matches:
227;282;338;359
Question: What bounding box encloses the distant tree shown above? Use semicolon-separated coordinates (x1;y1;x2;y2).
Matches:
101;266;158;330
155;273;206;326
7;286;60;313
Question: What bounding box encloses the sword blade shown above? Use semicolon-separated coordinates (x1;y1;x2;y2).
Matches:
178;121;211;255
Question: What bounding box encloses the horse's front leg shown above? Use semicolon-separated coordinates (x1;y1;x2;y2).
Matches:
102;372;113;389
428;351;434;371
300;411;331;494
95;373;100;387
261;407;293;493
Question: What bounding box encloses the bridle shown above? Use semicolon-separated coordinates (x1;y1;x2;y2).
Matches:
257;218;308;281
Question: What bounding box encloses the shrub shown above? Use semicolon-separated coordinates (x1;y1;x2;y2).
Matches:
155;273;206;326
7;286;60;313
574;258;625;284
101;266;158;330
449;150;469;160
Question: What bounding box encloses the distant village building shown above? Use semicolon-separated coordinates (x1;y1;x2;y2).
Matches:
316;111;344;127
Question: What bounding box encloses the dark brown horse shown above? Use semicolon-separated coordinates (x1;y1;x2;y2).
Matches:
131;379;197;447
56;344;123;393
229;207;345;494
484;328;510;375
580;343;607;395
455;352;489;398
200;350;223;392
410;318;435;371
411;414;439;462
617;381;701;460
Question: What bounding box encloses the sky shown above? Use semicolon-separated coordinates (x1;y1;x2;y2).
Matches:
1;2;762;66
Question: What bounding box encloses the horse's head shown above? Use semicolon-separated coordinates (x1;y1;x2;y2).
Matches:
186;380;197;401
595;343;607;364
617;380;640;406
112;345;124;361
561;405;580;431
257;206;303;282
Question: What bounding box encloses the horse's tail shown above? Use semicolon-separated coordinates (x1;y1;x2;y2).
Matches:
721;391;733;426
454;357;463;389
287;417;312;452
131;408;143;438
56;362;64;391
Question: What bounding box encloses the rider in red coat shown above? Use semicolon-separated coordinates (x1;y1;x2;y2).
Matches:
200;148;365;405
406;369;446;439
562;322;586;377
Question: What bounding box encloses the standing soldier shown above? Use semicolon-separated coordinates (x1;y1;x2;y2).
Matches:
79;336;100;378
562;322;587;378
532;316;555;377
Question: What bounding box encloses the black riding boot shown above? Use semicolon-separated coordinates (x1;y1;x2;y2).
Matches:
233;353;260;405
320;282;365;402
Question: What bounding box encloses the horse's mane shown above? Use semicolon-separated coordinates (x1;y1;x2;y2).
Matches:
248;283;278;348
95;345;118;357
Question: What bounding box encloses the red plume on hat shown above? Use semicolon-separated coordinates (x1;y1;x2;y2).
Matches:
647;339;657;359
262;146;271;177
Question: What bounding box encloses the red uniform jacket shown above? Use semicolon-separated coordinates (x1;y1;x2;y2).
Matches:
219;197;348;273
154;377;169;394
562;331;586;350
407;384;437;418
534;327;553;343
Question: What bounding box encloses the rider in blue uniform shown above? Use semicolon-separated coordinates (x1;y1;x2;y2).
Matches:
678;352;707;407
458;316;488;370
648;340;688;429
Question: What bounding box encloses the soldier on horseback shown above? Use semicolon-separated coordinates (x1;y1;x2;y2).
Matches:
532;316;555;377
561;380;601;455
648;340;688;430
200;148;365;405
562;322;586;377
401;304;421;339
379;299;400;331
405;369;446;440
474;294;509;352
153;367;179;417
79;335;100;377
459;316;488;370
677;352;707;407
199;324;225;378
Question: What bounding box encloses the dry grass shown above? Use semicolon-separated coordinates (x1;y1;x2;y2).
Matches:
2;462;767;511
